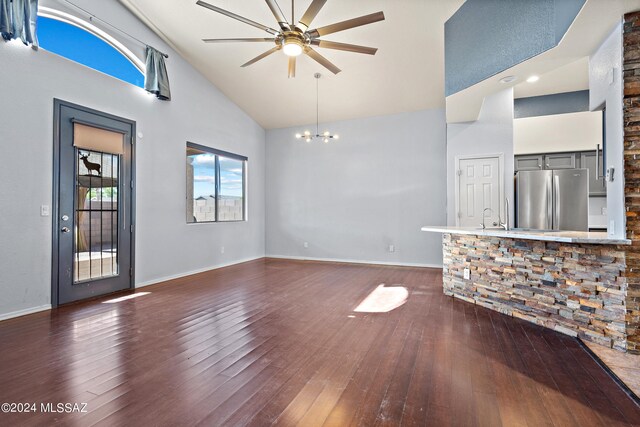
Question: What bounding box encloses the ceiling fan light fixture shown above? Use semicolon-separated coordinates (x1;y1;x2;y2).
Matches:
283;41;303;56
282;35;304;57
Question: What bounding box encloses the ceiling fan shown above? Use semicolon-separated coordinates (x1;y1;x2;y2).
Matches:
196;0;385;77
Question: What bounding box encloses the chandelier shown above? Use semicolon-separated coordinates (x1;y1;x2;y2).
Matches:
295;73;339;143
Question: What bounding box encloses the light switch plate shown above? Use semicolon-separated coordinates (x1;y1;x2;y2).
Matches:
463;268;470;280
608;68;615;85
606;167;615;182
41;205;50;217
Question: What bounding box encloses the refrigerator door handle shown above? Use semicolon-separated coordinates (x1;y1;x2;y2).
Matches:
553;175;560;230
546;174;553;229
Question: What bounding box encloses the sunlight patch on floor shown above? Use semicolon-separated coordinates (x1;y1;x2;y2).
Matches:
354;284;408;313
102;292;151;304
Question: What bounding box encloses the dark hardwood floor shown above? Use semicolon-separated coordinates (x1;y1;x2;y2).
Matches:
0;258;638;426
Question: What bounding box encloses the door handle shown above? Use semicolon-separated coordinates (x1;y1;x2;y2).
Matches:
61;227;71;233
596;144;605;180
553;175;560;230
546;175;553;229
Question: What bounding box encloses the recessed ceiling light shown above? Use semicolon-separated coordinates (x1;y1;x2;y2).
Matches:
526;75;540;83
499;75;517;84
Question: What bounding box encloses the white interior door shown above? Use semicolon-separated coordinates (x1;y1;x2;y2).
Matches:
457;157;501;227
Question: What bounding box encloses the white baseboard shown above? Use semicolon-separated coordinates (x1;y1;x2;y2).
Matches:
266;254;443;269
135;256;264;289
0;304;52;322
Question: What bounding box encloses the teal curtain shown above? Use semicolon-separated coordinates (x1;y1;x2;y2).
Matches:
144;45;171;101
1;0;38;48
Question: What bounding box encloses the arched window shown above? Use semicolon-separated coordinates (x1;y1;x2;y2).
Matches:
37;8;144;88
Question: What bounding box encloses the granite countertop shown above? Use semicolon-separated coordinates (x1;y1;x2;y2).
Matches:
420;226;631;245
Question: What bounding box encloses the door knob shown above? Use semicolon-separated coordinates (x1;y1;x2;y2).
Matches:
61;227;71;233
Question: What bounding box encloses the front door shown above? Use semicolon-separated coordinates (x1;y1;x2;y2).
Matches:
53;100;135;305
457;156;501;227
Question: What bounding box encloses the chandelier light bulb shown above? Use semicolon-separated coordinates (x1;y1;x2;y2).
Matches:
323;131;330;136
305;137;311;142
304;130;311;136
295;133;302;139
334;134;339;140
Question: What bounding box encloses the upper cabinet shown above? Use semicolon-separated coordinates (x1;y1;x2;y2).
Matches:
544;153;576;169
515;155;543;171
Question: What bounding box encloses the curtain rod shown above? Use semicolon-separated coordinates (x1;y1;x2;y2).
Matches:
56;0;169;58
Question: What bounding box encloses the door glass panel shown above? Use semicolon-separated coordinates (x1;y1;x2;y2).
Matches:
74;149;119;283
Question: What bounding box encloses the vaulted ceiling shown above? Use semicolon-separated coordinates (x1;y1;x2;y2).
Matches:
119;0;464;129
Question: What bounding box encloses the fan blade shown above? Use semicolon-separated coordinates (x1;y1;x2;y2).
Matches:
304;47;341;74
203;38;276;43
241;46;281;67
297;0;328;31
196;0;280;35
308;11;385;38
310;39;377;55
265;0;290;31
288;56;296;78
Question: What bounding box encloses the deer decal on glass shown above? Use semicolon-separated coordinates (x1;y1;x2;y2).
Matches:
79;152;102;176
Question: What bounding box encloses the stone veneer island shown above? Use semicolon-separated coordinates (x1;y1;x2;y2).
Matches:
422;227;639;353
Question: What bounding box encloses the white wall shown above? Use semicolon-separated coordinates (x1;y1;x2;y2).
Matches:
589;22;625;238
0;0;265;318
447;88;515;225
513;111;603;155
265;110;447;267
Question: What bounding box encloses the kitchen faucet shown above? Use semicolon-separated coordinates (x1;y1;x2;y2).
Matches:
480;198;510;231
480;208;494;230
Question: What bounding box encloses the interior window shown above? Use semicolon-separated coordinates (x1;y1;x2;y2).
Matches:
37;16;144;88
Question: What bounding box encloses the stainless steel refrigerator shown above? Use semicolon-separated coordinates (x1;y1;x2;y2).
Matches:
515;169;589;231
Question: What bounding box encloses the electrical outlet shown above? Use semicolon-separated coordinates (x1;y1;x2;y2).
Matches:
601;207;607;215
388;244;395;253
220;246;225;254
463;268;470;280
41;205;49;217
303;242;309;249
